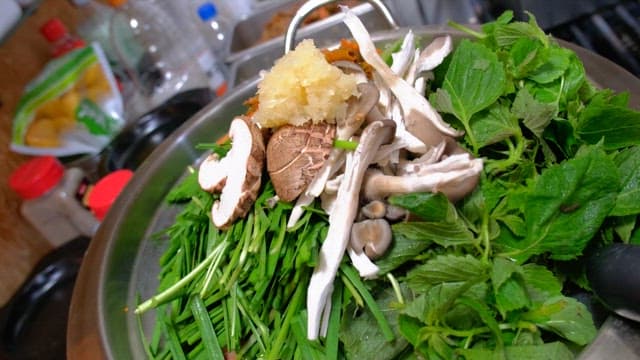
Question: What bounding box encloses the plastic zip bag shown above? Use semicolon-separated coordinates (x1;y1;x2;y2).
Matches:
11;43;124;157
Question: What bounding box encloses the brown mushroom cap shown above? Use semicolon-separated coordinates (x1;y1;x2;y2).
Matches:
267;123;336;202
351;219;393;259
360;200;387;219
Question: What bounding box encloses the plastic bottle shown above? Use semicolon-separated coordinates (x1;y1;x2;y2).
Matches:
71;0;119;65
40;18;86;58
107;0;212;108
9;156;100;247
170;0;228;96
196;1;231;58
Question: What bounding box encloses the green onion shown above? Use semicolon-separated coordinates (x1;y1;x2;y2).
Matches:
190;295;224;360
333;139;359;150
340;266;395;342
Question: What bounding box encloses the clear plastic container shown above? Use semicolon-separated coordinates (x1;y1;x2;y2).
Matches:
9;156;100;247
72;0;119;66
196;1;231;58
107;0;213;108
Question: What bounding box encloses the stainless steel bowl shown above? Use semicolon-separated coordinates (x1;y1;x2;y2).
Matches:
67;27;640;359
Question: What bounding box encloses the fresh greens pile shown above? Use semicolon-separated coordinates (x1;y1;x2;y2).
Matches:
136;11;640;359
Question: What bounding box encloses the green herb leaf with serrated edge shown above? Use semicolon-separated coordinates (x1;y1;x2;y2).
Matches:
456;296;503;348
493;12;548;49
458;342;574;360
391;221;476;249
388;192;454;222
376;227;433;275
512;86;557;138
430;39;507;152
491;258;531;317
508;37;543;79
611;146;640;216
406;254;489;289
528;47;572;84
522;296;597;345
520;264;562;305
497;145;620;262
470;101;521;149
577;90;640;150
614;215;636;243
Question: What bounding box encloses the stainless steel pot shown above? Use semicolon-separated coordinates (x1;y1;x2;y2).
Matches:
67;6;640;360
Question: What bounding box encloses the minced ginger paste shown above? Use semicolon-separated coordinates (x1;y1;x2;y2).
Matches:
252;39;360;128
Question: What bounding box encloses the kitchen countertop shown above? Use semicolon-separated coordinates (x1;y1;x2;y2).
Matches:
0;0;84;307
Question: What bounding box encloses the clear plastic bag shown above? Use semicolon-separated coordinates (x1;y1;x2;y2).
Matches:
10;43;124;157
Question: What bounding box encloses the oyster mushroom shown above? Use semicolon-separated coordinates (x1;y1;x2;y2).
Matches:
341;7;463;148
307;119;395;340
362;153;483;203
351;218;393;259
198;116;265;229
266;123;335;202
414;36;453;74
385;204;408;222
360;200;387;219
390;30;416;78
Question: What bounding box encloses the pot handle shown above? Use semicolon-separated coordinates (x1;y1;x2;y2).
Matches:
284;0;398;54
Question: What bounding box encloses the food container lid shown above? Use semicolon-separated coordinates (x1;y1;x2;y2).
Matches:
9;156;65;200
40;18;68;42
106;0;127;7
88;169;133;220
197;2;218;21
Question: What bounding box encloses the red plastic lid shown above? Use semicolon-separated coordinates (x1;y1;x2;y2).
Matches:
9;156;65;200
40;18;68;42
88;169;134;220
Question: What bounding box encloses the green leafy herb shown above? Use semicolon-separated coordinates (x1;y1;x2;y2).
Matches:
430;39;507;152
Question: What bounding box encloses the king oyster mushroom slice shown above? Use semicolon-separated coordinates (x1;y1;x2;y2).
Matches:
198;116;265;229
266;123;336;202
342;7;463;148
287;83;380;228
307;119;396;340
390;30;416;78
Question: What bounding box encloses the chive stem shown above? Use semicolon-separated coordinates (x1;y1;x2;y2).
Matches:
340;266;395;342
386;273;404;305
333;139;359;151
136;247;218;314
191;295;225;360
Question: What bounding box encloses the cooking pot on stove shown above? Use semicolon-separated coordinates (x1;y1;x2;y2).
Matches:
67;1;640;359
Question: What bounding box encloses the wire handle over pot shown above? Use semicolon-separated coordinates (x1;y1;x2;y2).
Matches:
284;0;398;53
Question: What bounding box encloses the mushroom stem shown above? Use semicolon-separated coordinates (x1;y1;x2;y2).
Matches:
306;119;395;340
362;155;483;202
